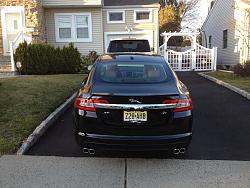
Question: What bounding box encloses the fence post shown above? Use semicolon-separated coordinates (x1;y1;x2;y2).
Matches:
192;49;196;71
178;52;182;71
213;47;218;71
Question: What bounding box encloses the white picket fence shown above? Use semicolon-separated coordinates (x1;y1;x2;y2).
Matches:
159;43;217;71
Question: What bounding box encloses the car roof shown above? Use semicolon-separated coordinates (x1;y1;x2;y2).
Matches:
97;53;165;63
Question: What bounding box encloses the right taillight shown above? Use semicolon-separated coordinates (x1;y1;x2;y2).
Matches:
163;98;193;112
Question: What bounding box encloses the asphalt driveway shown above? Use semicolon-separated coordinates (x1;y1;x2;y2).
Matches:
27;72;250;160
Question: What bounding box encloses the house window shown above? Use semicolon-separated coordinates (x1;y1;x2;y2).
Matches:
208;36;212;48
75;15;89;38
14;20;18;30
223;29;228;49
134;10;152;23
55;13;92;42
58;15;72;39
107;11;125;23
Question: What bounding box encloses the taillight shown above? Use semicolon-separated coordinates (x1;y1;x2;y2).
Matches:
74;98;109;112
163;98;192;112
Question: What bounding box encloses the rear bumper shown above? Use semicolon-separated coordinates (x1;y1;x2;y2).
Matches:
75;132;192;151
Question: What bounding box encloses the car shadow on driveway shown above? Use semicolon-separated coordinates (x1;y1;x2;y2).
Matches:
27;72;250;161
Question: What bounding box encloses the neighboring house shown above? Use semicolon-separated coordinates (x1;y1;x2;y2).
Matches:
201;0;250;67
0;0;160;73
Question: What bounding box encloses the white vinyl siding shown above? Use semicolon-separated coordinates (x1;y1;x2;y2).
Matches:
45;8;103;55
103;8;159;53
248;19;250;60
202;0;240;66
55;13;92;42
42;0;101;7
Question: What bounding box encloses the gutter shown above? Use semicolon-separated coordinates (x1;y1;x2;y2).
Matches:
42;5;102;8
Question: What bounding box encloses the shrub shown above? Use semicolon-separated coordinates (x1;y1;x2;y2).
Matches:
15;42;81;75
233;61;250;77
80;51;99;73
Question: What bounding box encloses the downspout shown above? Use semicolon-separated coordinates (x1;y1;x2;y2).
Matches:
201;30;207;48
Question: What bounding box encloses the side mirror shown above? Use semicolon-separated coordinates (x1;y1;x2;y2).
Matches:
150;47;154;52
87;65;93;71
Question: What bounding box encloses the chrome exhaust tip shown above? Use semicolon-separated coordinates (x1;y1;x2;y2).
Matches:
89;149;95;155
83;148;95;155
173;148;180;155
83;148;89;154
180;148;186;154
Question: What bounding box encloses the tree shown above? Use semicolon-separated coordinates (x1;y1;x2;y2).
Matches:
160;0;200;32
235;7;250;49
159;4;182;45
159;0;200;45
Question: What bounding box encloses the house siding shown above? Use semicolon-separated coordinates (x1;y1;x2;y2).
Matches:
44;8;103;55
202;0;240;66
103;8;159;52
0;9;3;55
42;0;101;7
247;9;250;61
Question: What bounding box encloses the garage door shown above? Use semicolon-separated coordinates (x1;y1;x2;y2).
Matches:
104;32;154;53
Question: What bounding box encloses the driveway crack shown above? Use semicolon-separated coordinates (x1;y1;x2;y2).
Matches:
124;159;127;188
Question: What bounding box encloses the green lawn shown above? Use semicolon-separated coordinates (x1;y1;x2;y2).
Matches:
0;74;86;155
206;71;250;93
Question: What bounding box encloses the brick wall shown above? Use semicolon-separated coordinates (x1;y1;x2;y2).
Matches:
0;0;45;55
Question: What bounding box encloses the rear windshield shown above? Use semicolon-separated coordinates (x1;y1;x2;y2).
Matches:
96;62;170;84
108;40;150;53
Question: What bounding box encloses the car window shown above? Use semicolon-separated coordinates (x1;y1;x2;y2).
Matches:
108;40;150;53
96;62;170;84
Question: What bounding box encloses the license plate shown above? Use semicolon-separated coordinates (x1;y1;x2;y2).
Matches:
123;111;147;122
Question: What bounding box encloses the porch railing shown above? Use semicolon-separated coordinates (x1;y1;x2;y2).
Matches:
10;31;32;71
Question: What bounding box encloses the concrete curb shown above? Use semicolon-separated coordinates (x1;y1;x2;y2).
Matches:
198;72;250;100
17;92;78;155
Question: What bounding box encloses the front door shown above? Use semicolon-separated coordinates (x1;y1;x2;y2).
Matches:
1;7;24;55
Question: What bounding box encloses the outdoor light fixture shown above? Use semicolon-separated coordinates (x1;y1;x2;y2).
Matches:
16;61;22;75
16;61;21;69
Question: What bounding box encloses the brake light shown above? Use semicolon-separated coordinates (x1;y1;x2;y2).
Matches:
163;98;192;112
74;98;109;112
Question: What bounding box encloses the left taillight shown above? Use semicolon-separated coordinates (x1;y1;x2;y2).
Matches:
74;98;109;112
162;98;193;112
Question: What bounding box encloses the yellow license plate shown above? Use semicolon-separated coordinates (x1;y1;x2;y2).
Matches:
123;111;147;122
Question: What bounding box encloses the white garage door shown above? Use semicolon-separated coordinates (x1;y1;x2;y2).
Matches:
104;32;154;53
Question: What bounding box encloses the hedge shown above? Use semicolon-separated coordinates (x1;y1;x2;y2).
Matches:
233;61;250;77
15;41;81;75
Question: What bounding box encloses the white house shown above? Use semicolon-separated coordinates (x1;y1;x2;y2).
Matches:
201;0;250;67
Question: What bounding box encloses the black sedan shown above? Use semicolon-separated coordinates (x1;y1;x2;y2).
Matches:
73;54;193;155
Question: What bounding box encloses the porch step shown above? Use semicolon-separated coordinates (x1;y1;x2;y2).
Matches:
0;56;11;65
0;71;17;78
0;65;12;72
0;56;12;72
